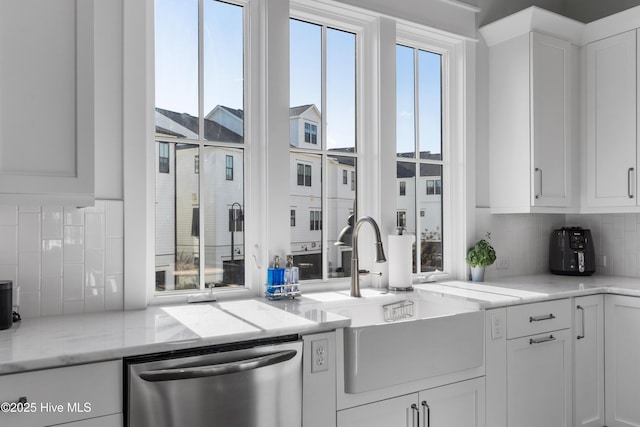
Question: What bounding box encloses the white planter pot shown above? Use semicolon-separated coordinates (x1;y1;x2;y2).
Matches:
470;266;485;282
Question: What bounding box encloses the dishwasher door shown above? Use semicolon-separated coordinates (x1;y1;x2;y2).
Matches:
126;338;302;427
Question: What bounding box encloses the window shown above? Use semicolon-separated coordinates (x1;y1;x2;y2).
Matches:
310;210;322;231
159;142;170;173
396;42;444;273
290;15;357;281
305;122;318;144
297;163;312;186
226;155;234;180
399;181;406;196
154;0;246;292
397;211;407;228
290;209;296;226
343;169;348;185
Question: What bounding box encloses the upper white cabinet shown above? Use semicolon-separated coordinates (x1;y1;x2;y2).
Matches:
585;30;638;208
0;0;95;206
481;8;582;213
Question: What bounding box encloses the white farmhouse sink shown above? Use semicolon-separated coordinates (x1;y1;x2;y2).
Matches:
325;293;484;394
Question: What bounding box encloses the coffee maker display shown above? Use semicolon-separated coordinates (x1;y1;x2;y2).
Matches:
549;227;596;276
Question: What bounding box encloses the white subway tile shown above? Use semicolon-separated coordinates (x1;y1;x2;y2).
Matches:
85;250;105;288
18;291;40;319
42;206;64;239
40;277;63;317
106;238;124;275
63;300;84;315
85;213;105;251
64;226;85;264
18;252;40;292
18;212;41;253
106;201;124;239
42;240;63;279
105;274;123;311
63;264;84;301
0;226;18;265
64;207;84;226
84;288;105;313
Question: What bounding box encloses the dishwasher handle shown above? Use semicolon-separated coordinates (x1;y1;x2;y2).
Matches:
139;349;297;382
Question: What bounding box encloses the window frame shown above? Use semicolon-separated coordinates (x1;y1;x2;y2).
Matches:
136;0;470;305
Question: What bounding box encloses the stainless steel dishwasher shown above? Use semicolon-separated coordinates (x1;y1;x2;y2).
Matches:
125;335;302;427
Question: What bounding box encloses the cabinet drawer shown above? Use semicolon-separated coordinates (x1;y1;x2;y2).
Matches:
0;360;122;427
507;299;571;339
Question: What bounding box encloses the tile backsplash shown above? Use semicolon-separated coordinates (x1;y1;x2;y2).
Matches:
0;201;123;319
475;209;640;281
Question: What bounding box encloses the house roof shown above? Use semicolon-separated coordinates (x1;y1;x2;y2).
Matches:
155;108;243;143
289;104;315;117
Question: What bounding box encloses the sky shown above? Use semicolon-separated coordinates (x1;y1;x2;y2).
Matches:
155;0;441;155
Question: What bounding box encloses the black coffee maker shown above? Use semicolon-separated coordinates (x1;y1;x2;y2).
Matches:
549;227;596;276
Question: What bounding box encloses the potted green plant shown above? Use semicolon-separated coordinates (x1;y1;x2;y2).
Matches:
466;233;496;282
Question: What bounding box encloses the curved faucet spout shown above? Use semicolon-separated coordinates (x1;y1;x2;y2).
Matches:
350;216;386;297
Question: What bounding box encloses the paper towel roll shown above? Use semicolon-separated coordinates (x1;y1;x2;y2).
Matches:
388;234;413;289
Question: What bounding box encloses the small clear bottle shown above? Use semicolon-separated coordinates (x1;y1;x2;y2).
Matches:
285;254;299;293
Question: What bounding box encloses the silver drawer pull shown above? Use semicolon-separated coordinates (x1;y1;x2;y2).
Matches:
530;335;555;345
529;313;556;322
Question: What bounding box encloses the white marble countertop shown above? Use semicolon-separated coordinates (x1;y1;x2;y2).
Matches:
415;274;640;308
0;298;349;375
4;275;640;375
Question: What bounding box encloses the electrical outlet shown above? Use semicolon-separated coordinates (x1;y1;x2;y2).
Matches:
496;257;510;270
311;338;329;373
491;313;503;340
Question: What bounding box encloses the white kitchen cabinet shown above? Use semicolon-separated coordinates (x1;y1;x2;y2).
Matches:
507;329;572;427
573;295;605;427
485;300;573;427
336;377;485;427
585;30;638;208
0;361;122;427
0;0;95;206
605;295;640;427
484;27;575;213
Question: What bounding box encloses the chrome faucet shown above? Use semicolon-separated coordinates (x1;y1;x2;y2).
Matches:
335;215;386;297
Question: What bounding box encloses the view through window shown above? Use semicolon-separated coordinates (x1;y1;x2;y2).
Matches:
396;44;444;273
290;18;357;281
154;0;245;292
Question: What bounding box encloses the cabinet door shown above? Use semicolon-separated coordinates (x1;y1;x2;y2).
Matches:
531;32;571;207
337;394;417;427
574;295;605;427
418;377;485;427
507;329;572;427
585;30;637;207
605;295;640;427
0;0;94;205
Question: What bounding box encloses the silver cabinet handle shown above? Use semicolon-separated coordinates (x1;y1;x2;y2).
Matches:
529;313;556;322
530;335;555;345
421;401;430;427
535;167;542;199
577;305;585;340
140;350;297;382
411;403;420;427
629;167;635;198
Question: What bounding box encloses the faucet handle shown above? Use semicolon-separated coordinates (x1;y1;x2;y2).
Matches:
357;269;382;276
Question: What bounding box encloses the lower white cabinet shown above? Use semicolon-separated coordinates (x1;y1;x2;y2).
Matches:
0;361;122;427
506;329;572;427
573;295;605;427
605;295;640;427
336;377;485;427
